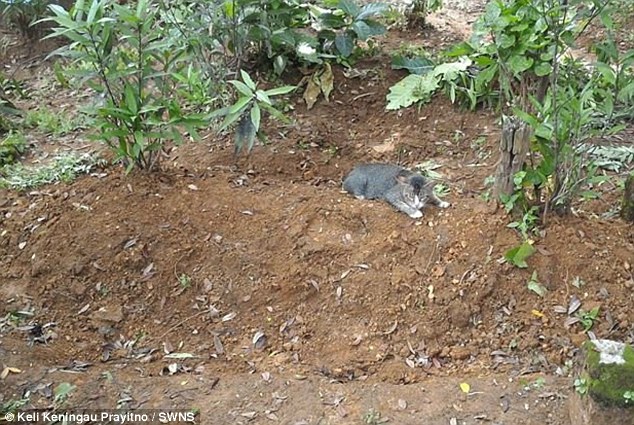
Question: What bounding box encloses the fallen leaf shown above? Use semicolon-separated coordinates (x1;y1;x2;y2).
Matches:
568;295;582;315
164;353;195;359
253;331;267;349
460;382;470;393
383;321;398;335
0;366;21;379
303;74;321;110
319;63;334;101
221;312;237;322
372;141;395;153
531;309;544;318
77;303;90;315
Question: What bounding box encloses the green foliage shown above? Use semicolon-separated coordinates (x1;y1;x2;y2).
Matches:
574;377;589;395
504;240;535;268
211;69;295;155
0;152;98;190
386;57;470;109
212;0;388;75
23;109;87;136
577;306;600;332
0;131;26;166
314;0;389;62
42;0;209;173
0;397;29;416
527;270;547;296
0;73;30;100
53;382;76;407
0;0;52;39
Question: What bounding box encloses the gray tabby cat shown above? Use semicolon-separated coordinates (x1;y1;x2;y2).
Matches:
342;163;450;219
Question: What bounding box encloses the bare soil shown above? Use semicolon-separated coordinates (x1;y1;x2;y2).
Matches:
1;4;633;425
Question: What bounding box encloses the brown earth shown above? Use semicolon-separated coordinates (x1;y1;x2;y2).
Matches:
1;5;633;425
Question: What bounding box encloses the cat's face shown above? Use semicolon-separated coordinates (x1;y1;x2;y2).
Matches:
402;185;426;209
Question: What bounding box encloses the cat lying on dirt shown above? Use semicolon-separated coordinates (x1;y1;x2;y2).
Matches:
343;163;450;219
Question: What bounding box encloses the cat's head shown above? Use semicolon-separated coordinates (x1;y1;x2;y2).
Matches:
397;173;433;209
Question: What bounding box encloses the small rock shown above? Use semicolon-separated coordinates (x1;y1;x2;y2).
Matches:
91;305;124;323
449;346;472;360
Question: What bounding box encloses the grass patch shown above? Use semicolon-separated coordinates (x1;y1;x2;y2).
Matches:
0;151;99;190
0;131;26;166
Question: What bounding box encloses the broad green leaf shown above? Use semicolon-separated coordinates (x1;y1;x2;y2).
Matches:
352;20;372;41
224;0;234;18
391;55;434;75
259;102;291;124
357;2;388;20
228;96;251;115
386;74;438;110
255;90;272;105
432;58;472;81
335;32;354;58
250;104;261;133
124;85;138;115
86;0;102;24
498;33;515;49
595;63;616;84
534;62;552;77
338;0;361;18
445;41;475;58
527;272;547;296
264;85;296;96
508;55;533;75
136;0;149;19
230;80;254;97
240;70;257;91
319;13;346;29
219;111;243;132
504;241;535;268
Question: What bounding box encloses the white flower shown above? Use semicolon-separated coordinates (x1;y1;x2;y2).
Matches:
297;43;316;56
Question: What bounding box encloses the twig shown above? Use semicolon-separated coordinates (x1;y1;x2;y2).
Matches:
159;310;209;340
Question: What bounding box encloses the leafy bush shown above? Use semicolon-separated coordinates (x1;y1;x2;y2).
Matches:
42;0;209;172
209;0;389;75
1;0;53;39
211;70;295;155
387;0;632;228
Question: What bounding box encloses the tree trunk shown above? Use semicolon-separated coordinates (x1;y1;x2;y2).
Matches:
621;173;634;223
493;115;532;200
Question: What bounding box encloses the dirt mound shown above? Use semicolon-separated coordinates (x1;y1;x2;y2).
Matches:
1;11;633;423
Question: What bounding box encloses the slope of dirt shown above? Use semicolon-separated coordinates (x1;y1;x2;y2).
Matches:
2;3;634;424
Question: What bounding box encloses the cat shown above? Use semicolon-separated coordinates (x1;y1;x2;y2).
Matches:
342;163;450;218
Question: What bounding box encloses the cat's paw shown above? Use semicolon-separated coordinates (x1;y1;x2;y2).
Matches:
438;201;451;208
409;210;423;219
